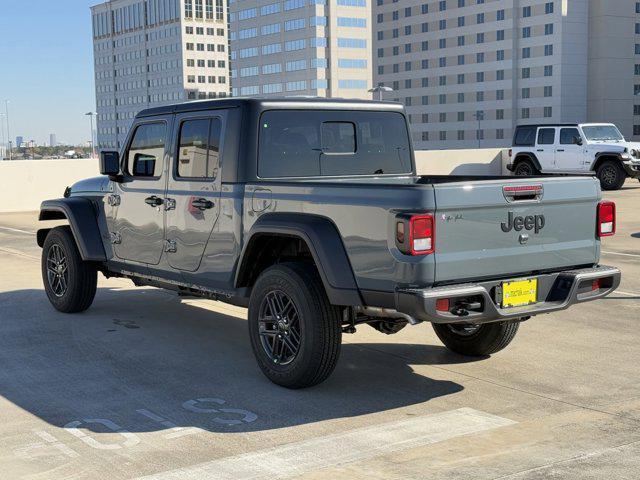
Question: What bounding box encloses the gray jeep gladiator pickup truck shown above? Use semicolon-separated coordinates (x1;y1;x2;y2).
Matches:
37;98;621;388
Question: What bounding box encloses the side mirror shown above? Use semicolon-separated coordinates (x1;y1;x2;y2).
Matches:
100;151;120;176
573;136;583;146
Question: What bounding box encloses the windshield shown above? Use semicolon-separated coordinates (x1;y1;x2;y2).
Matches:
581;125;625;142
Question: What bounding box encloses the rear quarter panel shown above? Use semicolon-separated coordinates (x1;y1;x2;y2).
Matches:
243;181;437;300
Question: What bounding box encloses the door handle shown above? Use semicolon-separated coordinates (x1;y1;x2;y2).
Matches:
144;195;164;207
536;149;544;152
556;149;565;152
191;198;214;210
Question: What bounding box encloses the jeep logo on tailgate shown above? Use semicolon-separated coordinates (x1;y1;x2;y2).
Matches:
501;211;545;234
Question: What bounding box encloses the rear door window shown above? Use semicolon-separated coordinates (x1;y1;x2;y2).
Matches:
537;128;556;145
258;110;412;178
177;118;222;179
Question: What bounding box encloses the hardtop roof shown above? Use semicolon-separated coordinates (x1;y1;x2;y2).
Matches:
136;97;405;118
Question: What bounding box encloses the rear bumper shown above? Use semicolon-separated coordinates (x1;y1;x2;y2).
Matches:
506;163;514;172
395;265;621;324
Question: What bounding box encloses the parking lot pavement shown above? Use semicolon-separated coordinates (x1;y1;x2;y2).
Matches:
0;180;639;480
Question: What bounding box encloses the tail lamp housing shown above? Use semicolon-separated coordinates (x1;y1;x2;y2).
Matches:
396;214;435;255
597;201;616;237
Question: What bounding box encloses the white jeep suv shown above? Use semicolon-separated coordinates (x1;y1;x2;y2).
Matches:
507;123;640;190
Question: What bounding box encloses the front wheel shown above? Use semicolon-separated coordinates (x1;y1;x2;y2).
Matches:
432;321;520;356
41;226;98;313
596;161;626;191
248;263;342;389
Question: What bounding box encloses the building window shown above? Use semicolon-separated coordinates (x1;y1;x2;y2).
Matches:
544;86;553;97
440;131;447;141
545;2;554;14
522;108;530;119
523;6;531;17
544;106;553;118
544;65;553;76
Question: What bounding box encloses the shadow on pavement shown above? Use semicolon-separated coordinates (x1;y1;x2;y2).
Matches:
0;287;467;435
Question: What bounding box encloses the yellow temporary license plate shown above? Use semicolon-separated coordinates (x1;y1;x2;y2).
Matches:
502;278;538;308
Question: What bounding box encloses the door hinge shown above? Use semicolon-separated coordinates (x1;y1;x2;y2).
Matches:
107;194;121;206
164;239;177;253
110;232;122;245
164;198;176;211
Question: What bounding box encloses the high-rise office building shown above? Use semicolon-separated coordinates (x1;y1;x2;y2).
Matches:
49;134;57;147
229;0;373;99
374;0;640;149
91;0;230;150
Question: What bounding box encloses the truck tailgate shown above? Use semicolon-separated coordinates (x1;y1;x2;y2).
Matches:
432;177;600;283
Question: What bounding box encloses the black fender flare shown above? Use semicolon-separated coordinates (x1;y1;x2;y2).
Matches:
235;213;362;306
37;198;107;262
513;152;542;172
592;152;626;172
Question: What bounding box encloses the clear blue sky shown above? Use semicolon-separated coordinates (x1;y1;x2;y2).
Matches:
0;1;96;146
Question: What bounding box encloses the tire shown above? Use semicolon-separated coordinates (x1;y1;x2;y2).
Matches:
248;262;342;389
41;226;97;313
596;160;626;191
432;321;520;356
513;158;538;176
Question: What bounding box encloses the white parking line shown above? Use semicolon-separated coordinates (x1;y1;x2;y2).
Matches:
602;250;640;259
615;291;640;297
0;226;36;235
135;408;516;480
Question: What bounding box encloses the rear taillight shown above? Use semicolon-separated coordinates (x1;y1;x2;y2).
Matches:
508;148;513;158
396;214;435;255
410;215;435;255
597;201;616;237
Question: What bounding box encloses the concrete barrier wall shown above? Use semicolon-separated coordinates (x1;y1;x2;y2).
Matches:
0;159;99;213
415;148;508;176
0;150;510;213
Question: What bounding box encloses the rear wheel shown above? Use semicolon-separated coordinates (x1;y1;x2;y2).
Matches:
596;160;626;191
513;158;538;176
41;226;97;313
432;321;520;356
248;263;342;389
